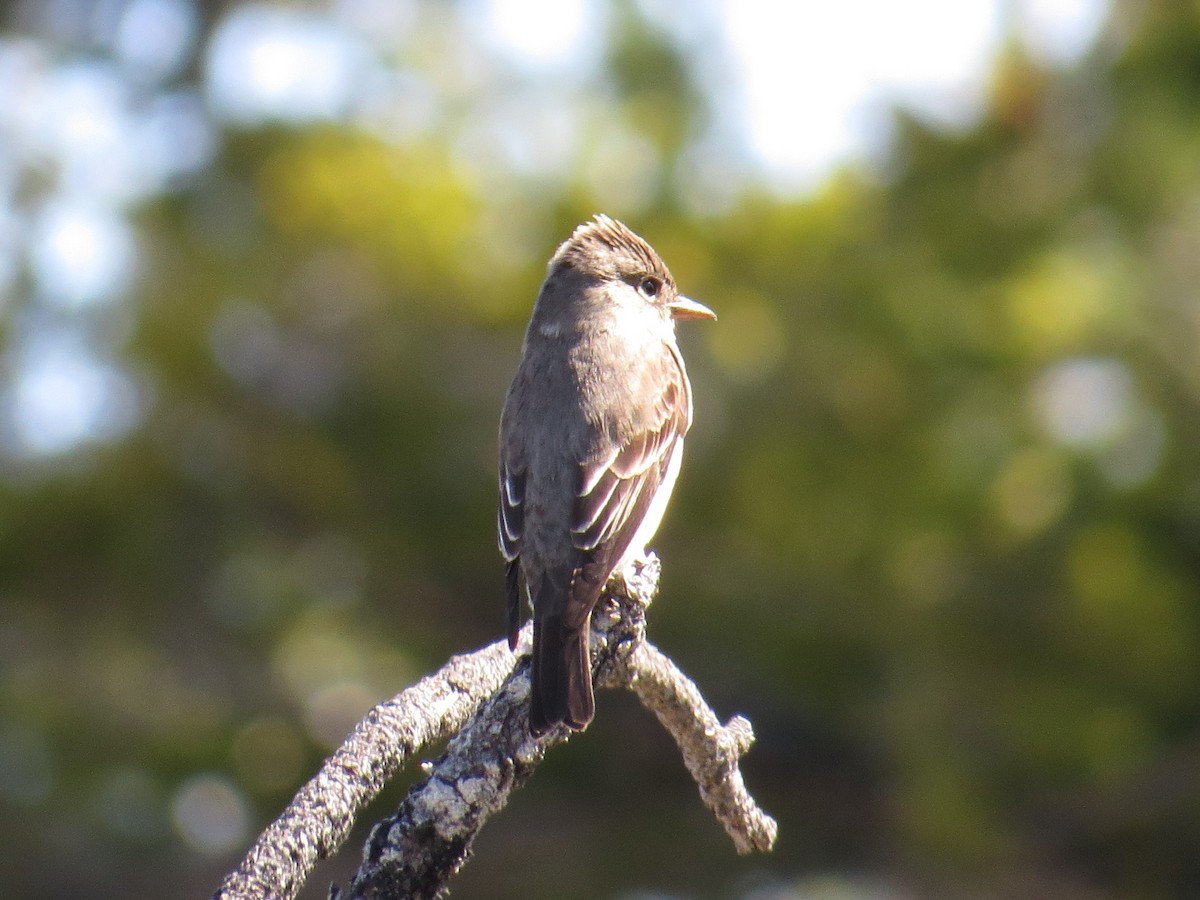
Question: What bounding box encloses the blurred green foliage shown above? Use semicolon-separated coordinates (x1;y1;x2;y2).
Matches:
3;1;1200;898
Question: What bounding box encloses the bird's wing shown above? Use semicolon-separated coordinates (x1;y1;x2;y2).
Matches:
567;346;691;625
498;459;524;562
498;459;525;648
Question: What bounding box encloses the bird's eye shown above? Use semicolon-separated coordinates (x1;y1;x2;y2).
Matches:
638;277;661;299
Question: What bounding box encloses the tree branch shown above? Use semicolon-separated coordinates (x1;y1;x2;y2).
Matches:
610;640;778;854
345;556;775;898
345;645;554;899
216;556;776;900
213;638;517;900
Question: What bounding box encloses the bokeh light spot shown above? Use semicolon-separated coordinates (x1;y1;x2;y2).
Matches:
1007;252;1110;354
1032;357;1133;448
206;5;372;124
134;91;219;187
303;680;374;748
991;448;1072;537
272;617;363;703
32;201;135;307
455;93;583;180
1016;0;1112;66
474;0;596;70
116;0;198;82
170;773;250;856
335;0;417;47
10;330;142;456
722;0;1002;191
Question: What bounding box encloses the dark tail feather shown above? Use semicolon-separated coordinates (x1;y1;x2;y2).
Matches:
505;560;521;651
530;610;595;736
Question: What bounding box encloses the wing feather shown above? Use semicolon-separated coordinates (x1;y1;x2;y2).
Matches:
497;463;525;562
569;349;691;568
498;461;526;648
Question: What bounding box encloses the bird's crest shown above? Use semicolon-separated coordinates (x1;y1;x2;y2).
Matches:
550;214;673;286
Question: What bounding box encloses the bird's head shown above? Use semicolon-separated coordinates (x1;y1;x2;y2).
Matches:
535;215;715;333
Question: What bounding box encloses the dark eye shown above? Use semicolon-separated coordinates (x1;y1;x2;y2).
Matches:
638;277;661;299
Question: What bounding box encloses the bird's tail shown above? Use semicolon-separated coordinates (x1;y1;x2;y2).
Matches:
530;572;595;735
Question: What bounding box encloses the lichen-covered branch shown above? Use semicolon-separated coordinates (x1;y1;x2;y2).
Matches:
344;560;653;900
345;653;554;899
213;639;518;900
216;555;776;900
611;641;778;854
345;556;776;898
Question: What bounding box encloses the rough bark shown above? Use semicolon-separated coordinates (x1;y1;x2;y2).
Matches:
216;556;776;900
212;642;517;899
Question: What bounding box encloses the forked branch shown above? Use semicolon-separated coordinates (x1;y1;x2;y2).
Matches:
215;556;776;900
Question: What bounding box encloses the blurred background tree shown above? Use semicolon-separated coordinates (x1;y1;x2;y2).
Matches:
1;0;1198;897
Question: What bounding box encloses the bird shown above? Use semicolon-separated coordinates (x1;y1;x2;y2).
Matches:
498;214;715;735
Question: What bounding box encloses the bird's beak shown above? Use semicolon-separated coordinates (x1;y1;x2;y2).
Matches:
668;296;717;321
